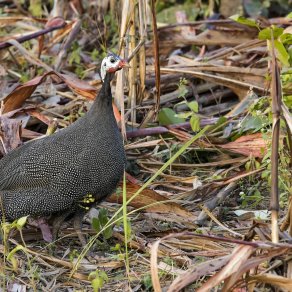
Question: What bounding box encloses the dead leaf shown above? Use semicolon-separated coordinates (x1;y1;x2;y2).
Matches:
249;274;292;290
108;181;194;219
45;16;66;28
219;133;268;158
2;71;122;124
0;116;22;155
197;245;255;292
168;256;231;292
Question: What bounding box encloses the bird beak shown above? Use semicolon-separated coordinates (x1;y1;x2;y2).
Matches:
118;59;130;69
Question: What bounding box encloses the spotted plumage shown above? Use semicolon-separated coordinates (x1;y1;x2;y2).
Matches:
0;53;126;222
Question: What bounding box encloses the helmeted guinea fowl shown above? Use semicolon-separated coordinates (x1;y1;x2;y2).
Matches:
0;53;127;240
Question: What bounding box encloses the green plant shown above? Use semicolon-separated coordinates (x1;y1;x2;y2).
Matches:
175;78;200;132
110;243;126;261
69;249;80;262
230;15;292;67
69;42;81;66
240;189;263;208
143;273;153;291
1;216;38;289
92;208;113;240
88;270;108;291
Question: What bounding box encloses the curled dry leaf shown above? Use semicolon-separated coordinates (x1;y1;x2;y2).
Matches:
2;71;122;124
108;181;195;219
26;110;51;125
249;274;292;290
197;245;255;292
45;16;66;28
0;116;22;155
219;133;268;158
3;71;97;114
167;256;231;292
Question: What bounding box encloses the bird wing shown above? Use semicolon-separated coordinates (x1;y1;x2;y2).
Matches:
0;133;82;191
1;162;92;220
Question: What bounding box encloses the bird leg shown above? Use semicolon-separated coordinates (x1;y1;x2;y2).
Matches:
52;208;88;246
52;209;74;241
52;194;96;245
73;209;87;247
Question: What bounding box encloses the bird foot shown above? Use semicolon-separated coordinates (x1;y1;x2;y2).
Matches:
73;211;87;247
52;209;88;246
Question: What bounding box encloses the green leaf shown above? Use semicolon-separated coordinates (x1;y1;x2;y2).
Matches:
98;208;109;226
286;12;292;19
258;26;284;40
215;116;227;126
91;278;104;291
7;245;25;261
241;116;268;132
16;216;28;228
187;101;199;112
280;33;292;45
91;217;101;233
175;111;192;119
274;40;290;67
190;115;200;132
99;271;108;281
91;49;100;61
178;85;188;98
91;208;113;240
158;108;185;125
283;95;292;108
29;0;42;17
177;77;188;98
69;44;81;65
103;223;113;240
89;270;108;292
229;15;259;29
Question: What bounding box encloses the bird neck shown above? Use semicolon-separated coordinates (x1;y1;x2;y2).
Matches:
88;73;114;118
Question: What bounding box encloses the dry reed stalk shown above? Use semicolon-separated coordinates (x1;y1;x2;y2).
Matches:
150;0;160;115
138;0;147;103
269;35;281;243
116;0;131;139
110;0;115;15
128;0;137;122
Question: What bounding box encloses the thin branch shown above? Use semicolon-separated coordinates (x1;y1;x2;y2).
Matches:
0;21;66;50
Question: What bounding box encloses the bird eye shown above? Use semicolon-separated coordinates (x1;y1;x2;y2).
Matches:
110;58;115;63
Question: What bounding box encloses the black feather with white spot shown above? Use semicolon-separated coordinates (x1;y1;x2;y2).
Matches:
0;57;125;221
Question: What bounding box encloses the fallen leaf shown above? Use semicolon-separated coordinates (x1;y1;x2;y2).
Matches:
2;71;122;124
219;133;268;157
0;116;22;155
108;181;194;219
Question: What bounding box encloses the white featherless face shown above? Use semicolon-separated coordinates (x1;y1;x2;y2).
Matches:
100;53;128;82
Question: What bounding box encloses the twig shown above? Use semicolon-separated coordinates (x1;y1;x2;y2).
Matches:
0;21;66;50
126;118;218;138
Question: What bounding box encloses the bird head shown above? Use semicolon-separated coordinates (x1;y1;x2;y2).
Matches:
100;52;129;82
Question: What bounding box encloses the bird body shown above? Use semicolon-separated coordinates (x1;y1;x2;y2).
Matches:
0;54;126;223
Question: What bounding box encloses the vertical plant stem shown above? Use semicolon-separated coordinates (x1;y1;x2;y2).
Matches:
138;0;147;103
150;0;160;115
128;0;137;123
122;172;130;277
269;34;282;243
116;0;130;139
